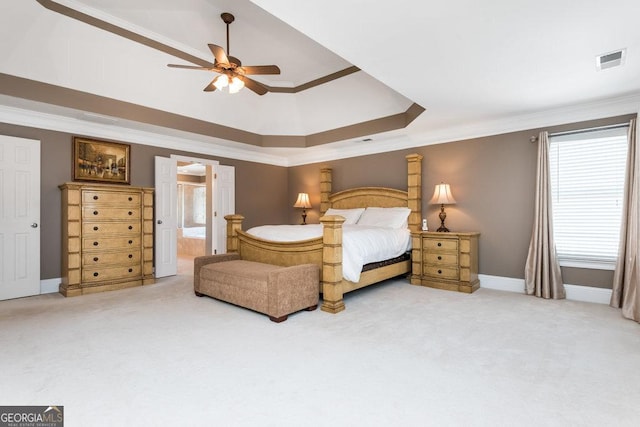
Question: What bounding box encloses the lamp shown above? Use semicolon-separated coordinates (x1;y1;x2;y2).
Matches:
293;193;312;225
430;183;456;232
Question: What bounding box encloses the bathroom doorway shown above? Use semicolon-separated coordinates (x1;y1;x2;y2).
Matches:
155;155;235;278
177;162;206;274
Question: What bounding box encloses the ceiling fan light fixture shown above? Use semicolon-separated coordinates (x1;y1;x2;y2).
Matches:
229;76;245;94
213;74;229;90
167;12;278;95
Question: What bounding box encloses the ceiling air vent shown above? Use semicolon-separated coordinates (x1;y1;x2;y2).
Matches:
596;49;626;71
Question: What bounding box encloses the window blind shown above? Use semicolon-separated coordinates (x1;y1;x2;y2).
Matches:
548;126;628;268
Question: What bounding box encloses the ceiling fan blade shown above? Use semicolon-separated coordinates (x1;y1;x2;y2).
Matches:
240;65;281;75
203;79;218;92
208;44;229;65
239;76;268;95
167;64;213;70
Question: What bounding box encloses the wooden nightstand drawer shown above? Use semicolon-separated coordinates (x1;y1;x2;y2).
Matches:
82;207;140;220
410;231;480;293
424;253;458;265
423;265;459;280
83;222;140;235
82;190;140;205
82;236;141;250
422;238;458;252
82;264;142;282
82;251;141;266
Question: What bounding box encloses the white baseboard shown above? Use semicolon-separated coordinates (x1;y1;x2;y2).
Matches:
40;278;60;294
478;274;612;305
563;284;613;305
38;274;613;304
478;274;524;293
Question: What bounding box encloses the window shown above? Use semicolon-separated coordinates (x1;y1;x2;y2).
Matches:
548;125;628;269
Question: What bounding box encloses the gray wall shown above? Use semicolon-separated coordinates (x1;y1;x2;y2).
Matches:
0;123;289;280
288;114;636;288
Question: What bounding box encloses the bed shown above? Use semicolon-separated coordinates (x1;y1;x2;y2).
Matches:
225;153;423;313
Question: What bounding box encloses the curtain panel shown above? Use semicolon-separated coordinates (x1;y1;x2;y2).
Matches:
524;131;565;299
611;118;639;322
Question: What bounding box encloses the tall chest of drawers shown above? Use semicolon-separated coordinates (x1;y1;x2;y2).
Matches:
59;182;155;296
410;231;480;293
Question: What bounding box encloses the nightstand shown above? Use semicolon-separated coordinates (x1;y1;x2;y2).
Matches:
410;231;480;293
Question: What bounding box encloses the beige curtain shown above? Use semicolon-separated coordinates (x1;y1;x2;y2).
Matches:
611;118;639;322
524;131;565;299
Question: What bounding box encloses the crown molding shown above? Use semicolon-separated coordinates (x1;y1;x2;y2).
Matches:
284;92;640;166
0;104;291;166
265;66;361;93
1;92;637;168
0;73;422;150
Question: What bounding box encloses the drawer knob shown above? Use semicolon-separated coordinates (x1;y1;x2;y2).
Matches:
438;269;442;274
128;268;133;273
93;226;99;231
93;195;98;200
93;272;99;277
128;225;133;230
93;257;99;262
128;240;133;244
93;241;99;246
128;197;133;201
128;211;133;215
437;242;442;247
438;256;442;260
93;210;98;215
128;254;133;259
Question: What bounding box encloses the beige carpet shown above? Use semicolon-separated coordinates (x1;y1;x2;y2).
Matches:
1;273;639;426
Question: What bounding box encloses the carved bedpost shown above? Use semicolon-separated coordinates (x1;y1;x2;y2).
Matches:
319;215;346;314
224;214;244;254
320;168;332;216
406;154;423;232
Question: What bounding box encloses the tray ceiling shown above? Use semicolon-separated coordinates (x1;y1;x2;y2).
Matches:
0;0;639;165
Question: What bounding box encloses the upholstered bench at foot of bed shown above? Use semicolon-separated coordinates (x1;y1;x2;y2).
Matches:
193;253;320;322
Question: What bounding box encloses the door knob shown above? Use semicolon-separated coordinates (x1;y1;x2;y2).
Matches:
31;223;38;228
157;220;163;224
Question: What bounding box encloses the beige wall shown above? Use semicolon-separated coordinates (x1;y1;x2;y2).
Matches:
288;114;636;288
0;123;289;280
1;112;635;288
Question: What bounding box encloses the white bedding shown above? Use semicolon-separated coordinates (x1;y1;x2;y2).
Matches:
245;224;411;282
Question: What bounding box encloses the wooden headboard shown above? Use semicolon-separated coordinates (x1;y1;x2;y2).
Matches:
319;154;423;231
329;187;408;209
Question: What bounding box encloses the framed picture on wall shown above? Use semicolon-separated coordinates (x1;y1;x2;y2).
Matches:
73;137;130;184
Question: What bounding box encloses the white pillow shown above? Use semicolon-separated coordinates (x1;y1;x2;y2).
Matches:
356;207;411;229
324;208;365;225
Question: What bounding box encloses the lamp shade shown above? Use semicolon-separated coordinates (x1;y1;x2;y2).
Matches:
213;74;229;90
228;76;245;94
430;183;456;205
293;193;311;209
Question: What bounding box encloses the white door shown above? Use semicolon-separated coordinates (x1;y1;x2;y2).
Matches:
154;156;177;277
213;165;235;254
0;135;40;300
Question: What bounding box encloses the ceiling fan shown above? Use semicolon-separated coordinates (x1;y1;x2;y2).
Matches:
168;12;280;95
